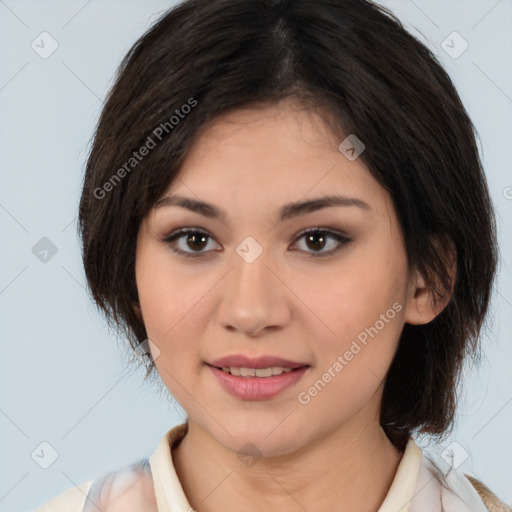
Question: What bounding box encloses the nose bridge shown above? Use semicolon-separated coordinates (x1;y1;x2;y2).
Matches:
217;245;289;335
233;246;272;299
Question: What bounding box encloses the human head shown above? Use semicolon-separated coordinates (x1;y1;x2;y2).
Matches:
78;0;498;448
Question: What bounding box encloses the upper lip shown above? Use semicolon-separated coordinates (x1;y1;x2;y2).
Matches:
208;354;309;369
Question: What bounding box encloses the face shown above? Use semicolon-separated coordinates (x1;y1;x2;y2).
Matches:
134;98;427;457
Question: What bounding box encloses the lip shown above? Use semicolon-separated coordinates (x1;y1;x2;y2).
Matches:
208;354;309;369
207;364;309;400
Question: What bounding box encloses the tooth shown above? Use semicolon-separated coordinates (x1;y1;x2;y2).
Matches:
255;368;273;377
220;366;297;377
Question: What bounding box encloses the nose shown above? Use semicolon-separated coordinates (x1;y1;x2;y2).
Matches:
216;250;292;337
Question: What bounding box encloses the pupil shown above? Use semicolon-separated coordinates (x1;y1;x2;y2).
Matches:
307;232;325;251
188;233;208;250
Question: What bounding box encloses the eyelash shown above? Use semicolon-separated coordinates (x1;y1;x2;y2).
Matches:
161;227;352;259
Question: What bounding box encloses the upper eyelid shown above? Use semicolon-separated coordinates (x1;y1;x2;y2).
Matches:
165;226;348;240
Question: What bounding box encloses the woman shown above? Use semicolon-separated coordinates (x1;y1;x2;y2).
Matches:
33;0;508;510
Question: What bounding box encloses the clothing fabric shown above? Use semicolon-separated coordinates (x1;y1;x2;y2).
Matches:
31;422;493;512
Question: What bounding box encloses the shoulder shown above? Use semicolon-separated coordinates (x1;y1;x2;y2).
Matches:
83;457;157;512
411;446;510;512
465;475;512;512
32;480;93;512
31;458;157;512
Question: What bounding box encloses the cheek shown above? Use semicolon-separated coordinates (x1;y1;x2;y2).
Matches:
135;249;214;378
295;242;406;336
297;279;405;418
136;244;190;328
295;239;407;379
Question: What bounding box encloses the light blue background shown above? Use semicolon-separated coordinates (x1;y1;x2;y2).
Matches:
1;1;511;511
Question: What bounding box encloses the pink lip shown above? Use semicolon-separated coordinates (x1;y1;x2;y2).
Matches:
207;365;309;400
209;354;308;369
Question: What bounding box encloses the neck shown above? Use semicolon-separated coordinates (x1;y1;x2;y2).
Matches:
172;405;403;512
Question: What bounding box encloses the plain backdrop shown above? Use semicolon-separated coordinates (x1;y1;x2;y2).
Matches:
1;1;511;511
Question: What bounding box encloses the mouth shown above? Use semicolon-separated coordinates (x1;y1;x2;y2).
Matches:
205;359;311;401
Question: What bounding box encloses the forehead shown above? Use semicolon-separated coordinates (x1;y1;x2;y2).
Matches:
159;101;393;222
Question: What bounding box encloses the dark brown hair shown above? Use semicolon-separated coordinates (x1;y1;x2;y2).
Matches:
78;0;499;448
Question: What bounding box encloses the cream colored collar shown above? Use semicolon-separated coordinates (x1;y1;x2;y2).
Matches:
148;422;428;512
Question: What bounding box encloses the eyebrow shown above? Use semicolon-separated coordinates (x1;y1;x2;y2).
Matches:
153;194;372;222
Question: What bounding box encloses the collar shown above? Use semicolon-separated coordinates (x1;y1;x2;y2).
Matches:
148;422;424;512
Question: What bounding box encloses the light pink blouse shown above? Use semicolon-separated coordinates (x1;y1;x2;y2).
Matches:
32;422;489;512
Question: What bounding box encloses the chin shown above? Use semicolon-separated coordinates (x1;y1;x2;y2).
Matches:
206;416;308;458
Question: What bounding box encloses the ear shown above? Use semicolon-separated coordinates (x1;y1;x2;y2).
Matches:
132;301;143;322
404;238;457;326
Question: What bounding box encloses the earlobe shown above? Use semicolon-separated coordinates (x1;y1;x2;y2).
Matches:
132;302;143;322
404;240;457;326
405;237;457;325
404;271;439;326
405;273;453;325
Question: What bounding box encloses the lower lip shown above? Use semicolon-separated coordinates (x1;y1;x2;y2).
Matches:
207;365;309;401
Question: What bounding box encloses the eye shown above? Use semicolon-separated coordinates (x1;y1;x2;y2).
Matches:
291;228;352;257
162;228;220;258
162;227;352;258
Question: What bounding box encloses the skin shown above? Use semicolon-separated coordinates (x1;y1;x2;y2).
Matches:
133;97;450;512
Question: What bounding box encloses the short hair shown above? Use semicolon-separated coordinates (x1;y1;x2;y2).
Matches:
78;0;499;449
